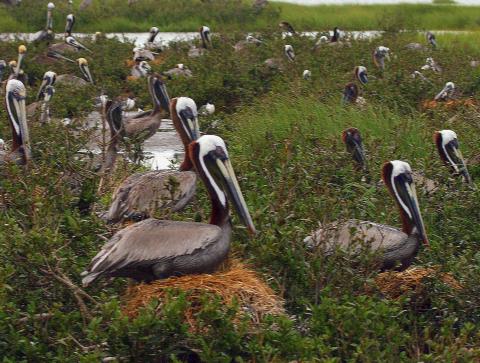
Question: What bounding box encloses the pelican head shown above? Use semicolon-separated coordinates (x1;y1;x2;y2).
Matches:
342;128;367;170
382;160;428;246
138;60;151;76
37;70;56;101
66;36;91;52
342;82;358;104
148;26;159;43
434;130;471;183
5;79;30;162
199;25;211;49
171;97;200;144
354;66;368;85
190;135;256;234
434;81;455;101
303;69;311;80
284;44;295;62
148;73;170;111
65;14;75;36
77;58;94;84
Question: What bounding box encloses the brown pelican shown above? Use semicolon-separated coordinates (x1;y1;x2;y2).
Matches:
342;83;366;106
331;26;341;42
147;26;159;44
434;82;455;101
421;57;442;73
354;66;368;85
342;128;367;173
434;130;471;183
279;21;295;35
130;60;151;79
133;47;155;62
427;31;437;49
163;63;192;79
82;134;256;285
8;45;27;82
305;160;428;271
56;58;94;86
1;80;31;165
233;34;262;52
188;26;211;58
27;71;56;123
115;74;169;141
104;97;200;223
303;70;312;80
284;44;295;62
32;2;55;42
373;46;390;70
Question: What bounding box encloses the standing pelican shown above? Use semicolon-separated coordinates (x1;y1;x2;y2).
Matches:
331;26;341;42
1;80;30;165
104;97;200;223
82;134;256;285
32;2;55;42
284;44;295;62
188;26;211;58
434;130;471;183
373;46;390;70
354;66;368;85
304;160;428;271
115;74;170;140
342;128;367;173
426;31;437;49
27;71;56;123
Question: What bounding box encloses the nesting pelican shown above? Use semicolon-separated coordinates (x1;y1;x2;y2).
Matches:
434;130;471;183
233;34;262;52
32;2;55;42
82;134;256;285
56;58;94;86
104;97;200;223
434;81;455;101
304;161;429;271
1;80;31;165
163;63;192;79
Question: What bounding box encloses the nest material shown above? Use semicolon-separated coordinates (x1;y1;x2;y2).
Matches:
374;266;461;299
422;99;477;110
122;259;285;329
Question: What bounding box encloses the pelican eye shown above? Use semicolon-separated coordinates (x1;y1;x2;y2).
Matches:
211;146;228;161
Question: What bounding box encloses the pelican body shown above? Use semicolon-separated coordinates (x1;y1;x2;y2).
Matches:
82;135;256;285
32;2;55;42
305;161;429;271
2;80;30;165
104;97;200;223
342;128;367;173
188;26;211;58
354;66;368;85
373;46;390;70
56;58;94;86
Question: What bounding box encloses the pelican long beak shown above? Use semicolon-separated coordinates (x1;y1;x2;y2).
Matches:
79;62;94;84
15;48;26;77
47;50;76;63
7;87;31;162
67;37;92;53
434;85;449;101
179;110;200;141
359;71;368;85
152;77;170;110
393;174;429;245
215;158;256;234
444;141;471;183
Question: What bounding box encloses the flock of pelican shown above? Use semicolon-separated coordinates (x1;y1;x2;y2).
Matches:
0;7;475;289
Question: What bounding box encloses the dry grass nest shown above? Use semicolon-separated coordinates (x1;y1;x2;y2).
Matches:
374;266;462;299
122;259;285;330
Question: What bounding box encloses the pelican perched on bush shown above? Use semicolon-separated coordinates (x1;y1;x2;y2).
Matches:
82;134;256;285
1;80;31;165
305;160;428;271
130;60;151;79
434;130;471;183
56;58;94;86
104;97;200;223
163;63;192;79
32;2;55;42
188;26;211;58
113;74;169;141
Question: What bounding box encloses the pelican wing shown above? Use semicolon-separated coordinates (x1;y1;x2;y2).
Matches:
83;218;222;284
105;170;197;222
305;219;408;254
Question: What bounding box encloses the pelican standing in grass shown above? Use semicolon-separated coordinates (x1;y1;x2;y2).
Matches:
354;66;368;85
32;2;55;42
104;97;200;223
342;83;366;107
284;45;295;62
342;128;368;174
373;46;390;71
1;80;31;165
304;160;428;271
82;134;256;285
27;71;56;122
426;31;437;49
434;130;471;183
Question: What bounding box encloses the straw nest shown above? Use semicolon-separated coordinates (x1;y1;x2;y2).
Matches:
374;266;461;299
122;259;285;330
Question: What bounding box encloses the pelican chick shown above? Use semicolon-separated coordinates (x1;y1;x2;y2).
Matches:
82;134;256;285
304;161;428;271
104;97;200;223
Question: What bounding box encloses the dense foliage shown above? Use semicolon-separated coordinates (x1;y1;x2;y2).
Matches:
1;24;480;361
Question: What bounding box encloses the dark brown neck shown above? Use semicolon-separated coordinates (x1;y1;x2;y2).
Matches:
189;142;230;227
170;99;194;171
